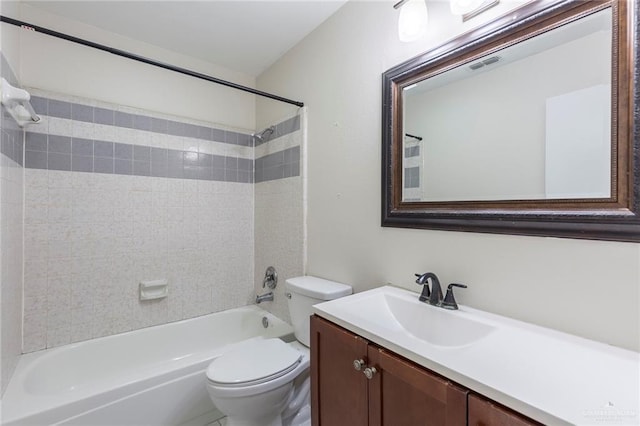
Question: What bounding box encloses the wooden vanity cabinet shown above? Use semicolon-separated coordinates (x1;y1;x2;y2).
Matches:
311;315;467;426
468;394;542;426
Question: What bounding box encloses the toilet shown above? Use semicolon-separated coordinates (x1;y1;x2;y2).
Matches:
205;276;352;426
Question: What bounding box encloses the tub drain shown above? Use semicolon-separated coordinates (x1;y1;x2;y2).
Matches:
262;316;269;328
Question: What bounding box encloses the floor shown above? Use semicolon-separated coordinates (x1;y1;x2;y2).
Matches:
207;416;227;426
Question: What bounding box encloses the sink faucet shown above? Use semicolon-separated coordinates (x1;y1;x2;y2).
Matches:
415;272;442;305
415;272;464;309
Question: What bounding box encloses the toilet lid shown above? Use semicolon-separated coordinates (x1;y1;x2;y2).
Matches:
207;338;302;386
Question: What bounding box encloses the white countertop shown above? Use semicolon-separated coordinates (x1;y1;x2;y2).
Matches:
312;285;640;426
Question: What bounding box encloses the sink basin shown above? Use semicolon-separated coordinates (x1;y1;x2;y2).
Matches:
317;286;496;348
381;292;496;347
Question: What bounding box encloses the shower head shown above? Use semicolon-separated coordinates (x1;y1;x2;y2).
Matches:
252;125;275;142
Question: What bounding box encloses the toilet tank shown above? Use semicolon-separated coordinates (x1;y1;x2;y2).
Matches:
285;276;352;347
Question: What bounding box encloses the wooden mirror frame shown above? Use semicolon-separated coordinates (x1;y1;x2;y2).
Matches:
382;0;640;242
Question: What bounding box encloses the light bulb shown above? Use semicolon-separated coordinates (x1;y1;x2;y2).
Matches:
398;0;428;43
450;0;485;15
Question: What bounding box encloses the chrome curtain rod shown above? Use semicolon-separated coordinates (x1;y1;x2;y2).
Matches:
0;16;305;108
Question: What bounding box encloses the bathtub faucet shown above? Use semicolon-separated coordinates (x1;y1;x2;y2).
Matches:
256;292;274;304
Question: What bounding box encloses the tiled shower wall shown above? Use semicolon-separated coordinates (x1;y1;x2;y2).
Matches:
22;89;258;352
254;112;305;323
0;54;24;394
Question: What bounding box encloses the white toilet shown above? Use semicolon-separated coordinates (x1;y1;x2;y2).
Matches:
206;276;352;426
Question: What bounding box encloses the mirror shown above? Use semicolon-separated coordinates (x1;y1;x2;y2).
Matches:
382;0;640;241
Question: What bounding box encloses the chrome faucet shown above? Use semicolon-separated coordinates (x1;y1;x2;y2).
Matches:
415;272;465;310
255;292;274;304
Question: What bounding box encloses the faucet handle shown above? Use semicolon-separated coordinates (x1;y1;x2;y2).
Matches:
414;273;431;301
442;283;467;310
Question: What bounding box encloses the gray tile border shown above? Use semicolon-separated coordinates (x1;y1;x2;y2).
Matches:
94;141;114;158
25;150;47;169
183;151;198;167
72;138;93;156
212;128;225;142
30;96;48;115
134;114;152;131
132;161;150;176
115;111;134;129
33;96;254;148
115;159;133;175
183;166;199;180
167;120;186;137
49;136;71;154
133;145;150;162
225;156;238;171
151;118;168;133
197;166;212;180
48;152;71;171
72;155;93;172
115;142;133;160
212;168;225;181
198;153;212;167
168;164;183;179
151;147;168;164
94;108;114;125
22;95;302;184
151;162;168;178
224;168;238;182
48;100;71;119
197;126;212;141
72;103;94;123
212;155;225;169
255;145;300;183
26;132;47;151
168;150;183;168
94;157;114;174
23;134;282;183
224;131;238;145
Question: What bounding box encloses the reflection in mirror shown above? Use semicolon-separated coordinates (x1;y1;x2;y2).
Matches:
402;8;612;203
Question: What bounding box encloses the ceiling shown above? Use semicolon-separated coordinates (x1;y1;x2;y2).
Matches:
22;0;347;77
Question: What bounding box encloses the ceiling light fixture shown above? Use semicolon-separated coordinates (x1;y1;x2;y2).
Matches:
450;0;485;15
451;0;500;21
394;0;428;43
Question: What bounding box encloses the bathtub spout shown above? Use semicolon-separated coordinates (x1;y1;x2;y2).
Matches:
256;292;274;304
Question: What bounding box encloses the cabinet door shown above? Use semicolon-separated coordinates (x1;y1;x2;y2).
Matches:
468;394;542;426
311;315;369;426
368;347;467;426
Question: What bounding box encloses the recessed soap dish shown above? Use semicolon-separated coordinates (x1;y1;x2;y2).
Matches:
139;279;168;301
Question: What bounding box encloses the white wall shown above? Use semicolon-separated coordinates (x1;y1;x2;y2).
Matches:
257;1;640;351
18;4;256;132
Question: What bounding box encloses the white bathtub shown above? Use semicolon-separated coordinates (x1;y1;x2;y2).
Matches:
2;306;293;426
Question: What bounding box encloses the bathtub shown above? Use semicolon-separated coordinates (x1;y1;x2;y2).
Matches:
2;306;293;426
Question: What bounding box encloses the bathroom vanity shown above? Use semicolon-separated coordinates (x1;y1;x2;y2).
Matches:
310;286;639;425
310;315;538;426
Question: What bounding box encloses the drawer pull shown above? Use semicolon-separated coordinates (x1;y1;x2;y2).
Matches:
363;367;377;379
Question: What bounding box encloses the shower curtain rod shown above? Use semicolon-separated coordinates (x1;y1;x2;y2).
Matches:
0;16;305;108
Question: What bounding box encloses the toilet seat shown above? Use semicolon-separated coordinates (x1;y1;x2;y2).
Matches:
207;338;302;386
